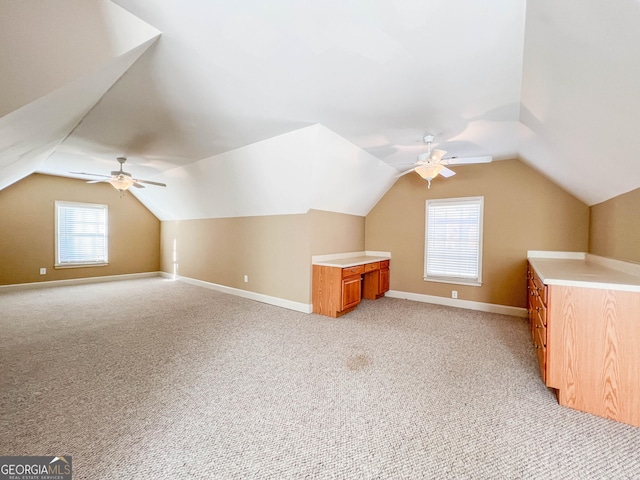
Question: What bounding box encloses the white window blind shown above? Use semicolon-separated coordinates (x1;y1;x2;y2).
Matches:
424;197;483;285
55;201;108;267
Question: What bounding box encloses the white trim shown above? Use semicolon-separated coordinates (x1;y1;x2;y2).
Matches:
422;277;482;287
364;250;391;258
586;253;640;276
385;289;528;318
527;250;586;260
162;273;313;314
0;272;160;292
312;250;391;263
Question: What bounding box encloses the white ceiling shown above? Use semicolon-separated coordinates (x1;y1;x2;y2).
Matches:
2;0;640;219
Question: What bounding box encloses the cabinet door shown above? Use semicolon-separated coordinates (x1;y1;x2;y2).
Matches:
342;275;361;310
379;268;390;294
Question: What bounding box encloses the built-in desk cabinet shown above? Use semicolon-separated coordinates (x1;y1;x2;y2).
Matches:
526;256;640;428
313;259;390;318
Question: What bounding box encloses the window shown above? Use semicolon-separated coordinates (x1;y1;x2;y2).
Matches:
424;196;483;285
55;201;108;267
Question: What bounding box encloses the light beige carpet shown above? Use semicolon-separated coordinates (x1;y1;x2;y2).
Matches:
1;278;639;479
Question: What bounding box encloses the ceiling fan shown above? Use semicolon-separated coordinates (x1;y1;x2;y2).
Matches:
71;157;166;192
396;134;492;188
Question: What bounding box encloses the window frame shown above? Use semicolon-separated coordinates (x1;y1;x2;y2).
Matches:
423;196;484;286
55;201;109;268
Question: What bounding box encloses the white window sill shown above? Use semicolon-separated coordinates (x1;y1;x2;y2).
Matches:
424;277;482;287
55;263;109;269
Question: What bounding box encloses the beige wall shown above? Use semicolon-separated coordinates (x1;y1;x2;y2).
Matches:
0;173;160;285
589;187;640;263
160;209;364;305
2;166;599;310
365;159;590;308
309;209;365;255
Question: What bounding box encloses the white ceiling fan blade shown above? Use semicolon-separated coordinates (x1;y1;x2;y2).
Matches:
392;161;421;167
445;155;493;165
439;166;456;178
417;149;447;163
394;167;418;179
431;149;447;161
86;180;106;184
132;182;145;188
134;179;167;187
71;171;112;178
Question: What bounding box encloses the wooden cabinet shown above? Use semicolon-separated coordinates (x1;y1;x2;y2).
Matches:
380;260;390;293
341;266;363;311
362;260;390;300
527;260;640;428
313;259;390;317
527;263;548;382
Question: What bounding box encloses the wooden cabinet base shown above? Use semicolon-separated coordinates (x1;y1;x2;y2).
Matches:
312;260;389;318
548;285;640;428
528;261;640;428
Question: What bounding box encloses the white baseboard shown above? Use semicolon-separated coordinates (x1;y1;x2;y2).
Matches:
0;272;161;292
386;290;528;318
161;272;313;314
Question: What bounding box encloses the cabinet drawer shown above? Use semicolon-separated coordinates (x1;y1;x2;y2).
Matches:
534;293;547;326
364;262;380;272
528;278;536;300
342;265;364;277
534;314;546;347
531;271;548;305
533;313;547;382
380;259;390;269
538;283;548;306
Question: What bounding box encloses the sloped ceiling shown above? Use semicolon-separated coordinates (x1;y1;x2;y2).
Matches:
137;124;397;220
0;0;160;191
520;0;640;206
2;0;639;219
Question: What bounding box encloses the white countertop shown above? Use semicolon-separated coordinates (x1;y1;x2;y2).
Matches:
527;251;640;292
312;251;390;268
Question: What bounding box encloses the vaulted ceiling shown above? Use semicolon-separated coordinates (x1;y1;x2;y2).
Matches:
1;0;639;220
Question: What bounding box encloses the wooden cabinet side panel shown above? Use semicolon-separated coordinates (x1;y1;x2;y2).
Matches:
548;285;640;427
312;265;342;317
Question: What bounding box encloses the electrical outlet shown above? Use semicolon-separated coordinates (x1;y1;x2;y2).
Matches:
243;275;249;283
40;268;46;275
452;290;458;299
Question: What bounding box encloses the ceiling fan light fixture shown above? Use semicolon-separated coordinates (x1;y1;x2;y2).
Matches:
415;164;444;189
108;175;134;191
